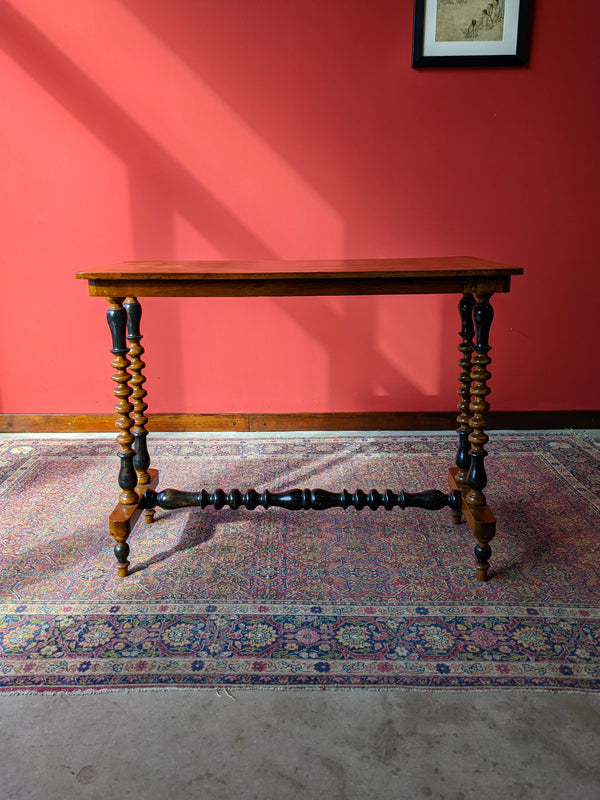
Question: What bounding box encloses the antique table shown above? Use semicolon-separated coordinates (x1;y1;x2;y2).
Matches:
76;257;523;581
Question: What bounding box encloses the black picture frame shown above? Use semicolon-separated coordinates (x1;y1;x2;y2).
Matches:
412;0;531;68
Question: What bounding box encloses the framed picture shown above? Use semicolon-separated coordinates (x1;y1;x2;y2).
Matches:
412;0;531;67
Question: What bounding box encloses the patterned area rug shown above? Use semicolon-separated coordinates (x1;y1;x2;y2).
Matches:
0;432;599;692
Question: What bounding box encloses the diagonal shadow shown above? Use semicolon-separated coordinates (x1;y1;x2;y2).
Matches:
130;436;410;573
1;2;446;410
0;2;272;409
0;3;277;261
128;508;220;574
113;0;453;407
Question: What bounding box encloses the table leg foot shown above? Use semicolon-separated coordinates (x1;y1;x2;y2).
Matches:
108;468;159;578
449;467;495;581
475;544;492;582
113;541;130;578
451;509;464;525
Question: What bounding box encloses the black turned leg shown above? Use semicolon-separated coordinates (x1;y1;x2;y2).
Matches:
113;541;130;574
467;294;494;508
107;298;138;505
467;293;495;580
474;542;492;578
124;297;154;523
107;297;138;577
454;293;476;523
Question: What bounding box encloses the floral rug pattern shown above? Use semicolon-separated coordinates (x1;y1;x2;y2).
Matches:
0;432;599;690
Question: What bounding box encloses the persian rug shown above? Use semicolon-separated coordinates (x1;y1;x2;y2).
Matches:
0;432;599;692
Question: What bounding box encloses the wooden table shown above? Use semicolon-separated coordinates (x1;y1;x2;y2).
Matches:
77;257;523;581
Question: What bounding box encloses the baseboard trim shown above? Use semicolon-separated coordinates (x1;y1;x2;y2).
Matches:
0;411;598;434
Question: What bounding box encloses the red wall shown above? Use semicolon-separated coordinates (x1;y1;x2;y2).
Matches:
1;0;599;415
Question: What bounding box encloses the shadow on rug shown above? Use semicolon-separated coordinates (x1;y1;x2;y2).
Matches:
0;432;599;691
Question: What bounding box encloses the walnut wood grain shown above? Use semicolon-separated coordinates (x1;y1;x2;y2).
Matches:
77;257;523;298
77;256;524;280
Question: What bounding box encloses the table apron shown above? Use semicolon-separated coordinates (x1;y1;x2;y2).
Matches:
87;276;512;298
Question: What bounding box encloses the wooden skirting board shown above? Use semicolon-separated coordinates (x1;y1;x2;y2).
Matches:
0;411;598;434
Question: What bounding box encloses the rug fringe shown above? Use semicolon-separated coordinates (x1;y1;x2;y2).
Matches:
1;686;598;697
565;427;600;445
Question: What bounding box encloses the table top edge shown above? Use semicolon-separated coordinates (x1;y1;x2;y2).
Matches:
76;256;524;281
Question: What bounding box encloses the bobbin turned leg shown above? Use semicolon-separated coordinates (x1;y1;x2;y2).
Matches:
452;293;476;524
106;298;138;576
466;293;495;580
448;293;497;580
105;299;160;576
124;297;155;524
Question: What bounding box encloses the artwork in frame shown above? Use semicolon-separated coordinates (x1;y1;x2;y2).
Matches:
412;0;531;67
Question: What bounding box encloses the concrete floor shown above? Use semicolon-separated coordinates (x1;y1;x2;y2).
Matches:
1;689;600;799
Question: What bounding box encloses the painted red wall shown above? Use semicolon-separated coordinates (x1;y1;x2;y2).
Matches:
1;0;599;414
